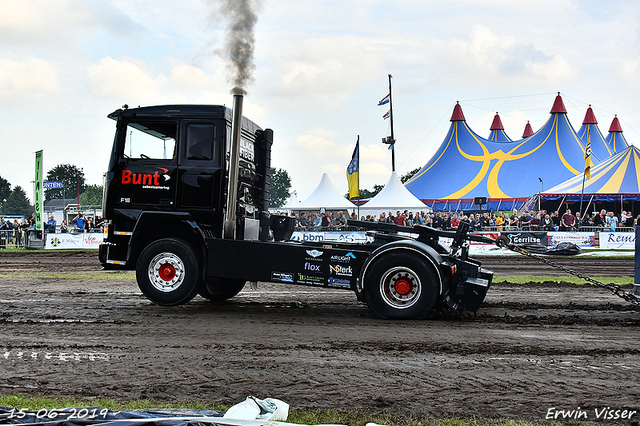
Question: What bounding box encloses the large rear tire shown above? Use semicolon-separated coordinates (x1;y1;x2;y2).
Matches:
136;238;201;306
364;251;440;319
199;278;246;301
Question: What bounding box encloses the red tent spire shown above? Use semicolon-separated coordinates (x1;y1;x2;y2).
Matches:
609;115;623;132
490;112;504;130
582;104;597;124
550;92;567;114
450;101;466;121
522;121;534;138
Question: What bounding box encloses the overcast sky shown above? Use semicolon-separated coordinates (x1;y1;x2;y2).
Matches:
2;0;639;203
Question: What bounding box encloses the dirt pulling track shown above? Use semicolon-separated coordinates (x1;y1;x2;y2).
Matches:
1;251;639;422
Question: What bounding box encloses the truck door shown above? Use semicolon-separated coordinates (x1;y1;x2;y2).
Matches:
114;120;178;209
177;121;223;211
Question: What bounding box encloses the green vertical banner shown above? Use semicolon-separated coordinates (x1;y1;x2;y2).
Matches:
34;150;43;232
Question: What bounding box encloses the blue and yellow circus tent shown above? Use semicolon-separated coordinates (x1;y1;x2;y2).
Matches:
605;115;630;154
488;113;512;142
576;105;611;163
405;94;588;211
542;145;640;203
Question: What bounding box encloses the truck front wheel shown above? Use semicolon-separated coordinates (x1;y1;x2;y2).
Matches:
199;278;246;301
364;252;440;319
136;238;201;305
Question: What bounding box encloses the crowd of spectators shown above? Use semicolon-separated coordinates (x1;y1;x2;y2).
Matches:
0;214;105;249
287;208;640;233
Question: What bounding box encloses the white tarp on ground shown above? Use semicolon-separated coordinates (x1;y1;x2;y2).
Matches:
358;171;429;217
295;173;355;211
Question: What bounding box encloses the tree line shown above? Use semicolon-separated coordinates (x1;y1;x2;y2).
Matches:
0;164;103;217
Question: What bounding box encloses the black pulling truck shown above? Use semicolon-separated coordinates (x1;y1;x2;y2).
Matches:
99;96;494;319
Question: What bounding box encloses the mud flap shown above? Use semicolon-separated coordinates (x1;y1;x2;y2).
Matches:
446;268;492;313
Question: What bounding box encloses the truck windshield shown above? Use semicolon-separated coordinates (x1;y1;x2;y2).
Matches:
125;121;176;160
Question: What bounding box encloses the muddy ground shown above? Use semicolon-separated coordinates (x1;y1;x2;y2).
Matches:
0;251;639;422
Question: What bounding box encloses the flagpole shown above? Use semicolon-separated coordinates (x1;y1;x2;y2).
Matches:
579;127;590;217
388;74;395;172
357;135;360;219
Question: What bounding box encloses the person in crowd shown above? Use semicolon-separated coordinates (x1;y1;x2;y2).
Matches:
519;211;532;230
45;215;57;233
561;209;576;231
542;213;554;231
311;213;321;229
508;212;519;230
320;212;330;228
335;211;347;228
60;220;69;233
623;212;634;228
73;213;86;232
605;211;618;231
378;212;386;223
469;213;481;231
574;211;582;230
592;209;606;228
86;217;96;232
495;213;504;229
13;219;22;247
449;213;459;230
581;212;593;228
481;212;491;229
529;213;542;230
393;210;406;226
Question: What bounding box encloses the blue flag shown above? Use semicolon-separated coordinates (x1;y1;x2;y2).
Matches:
346;137;359;199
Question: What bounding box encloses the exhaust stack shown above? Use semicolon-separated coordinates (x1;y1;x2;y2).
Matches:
224;92;244;239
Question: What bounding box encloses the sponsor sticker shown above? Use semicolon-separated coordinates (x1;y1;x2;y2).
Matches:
330;252;356;263
303;261;321;272
328;277;351;289
271;271;294;283
329;264;353;277
297;273;324;286
306;249;323;258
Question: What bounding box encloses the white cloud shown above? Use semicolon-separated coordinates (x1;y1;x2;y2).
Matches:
0;57;60;100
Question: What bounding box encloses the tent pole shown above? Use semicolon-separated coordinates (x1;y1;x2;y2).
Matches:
584;195;594;219
555;194;567;215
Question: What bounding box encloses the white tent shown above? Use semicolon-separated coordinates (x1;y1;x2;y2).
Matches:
295;173;355;211
359;171;429;217
277;192;300;214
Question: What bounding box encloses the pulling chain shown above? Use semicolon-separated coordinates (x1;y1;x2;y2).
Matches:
506;244;640;306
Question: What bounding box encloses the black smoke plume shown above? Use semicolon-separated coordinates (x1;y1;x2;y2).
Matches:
219;0;258;95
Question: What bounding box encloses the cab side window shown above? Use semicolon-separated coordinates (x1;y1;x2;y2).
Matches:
186;123;215;161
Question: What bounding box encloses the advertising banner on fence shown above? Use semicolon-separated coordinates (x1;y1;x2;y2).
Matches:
500;231;548;246
548;232;596;248
45;233;104;250
598;232;636;249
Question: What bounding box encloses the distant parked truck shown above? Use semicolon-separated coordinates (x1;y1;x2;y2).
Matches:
99;95;494;319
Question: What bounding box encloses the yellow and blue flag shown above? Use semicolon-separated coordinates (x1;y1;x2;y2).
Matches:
347;137;359;199
585;128;593;180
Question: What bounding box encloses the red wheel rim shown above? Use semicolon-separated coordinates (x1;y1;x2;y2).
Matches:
158;263;176;281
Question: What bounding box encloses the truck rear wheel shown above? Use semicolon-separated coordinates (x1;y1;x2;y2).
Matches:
199;278;246;301
136;238;200;306
364;252;439;319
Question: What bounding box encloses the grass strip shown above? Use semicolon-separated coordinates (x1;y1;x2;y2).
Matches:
493;275;633;285
0;394;565;426
0;272;135;280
